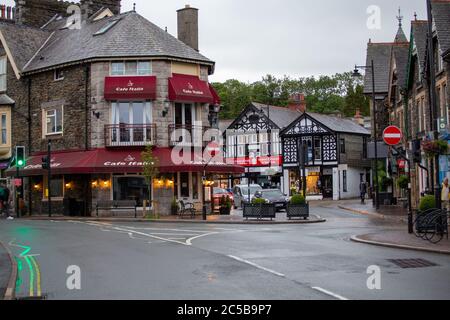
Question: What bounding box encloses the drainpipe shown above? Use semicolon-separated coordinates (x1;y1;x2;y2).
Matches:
27;77;32;216
84;64;90;151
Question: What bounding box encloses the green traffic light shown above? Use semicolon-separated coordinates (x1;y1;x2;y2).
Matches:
18;160;24;167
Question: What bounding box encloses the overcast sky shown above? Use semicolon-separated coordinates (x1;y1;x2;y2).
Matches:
7;0;427;82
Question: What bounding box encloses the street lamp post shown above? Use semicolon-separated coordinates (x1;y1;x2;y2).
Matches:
353;61;380;210
426;0;441;209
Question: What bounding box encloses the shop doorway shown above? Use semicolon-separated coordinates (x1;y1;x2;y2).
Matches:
322;175;333;199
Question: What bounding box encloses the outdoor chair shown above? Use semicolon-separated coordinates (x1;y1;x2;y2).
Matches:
179;200;196;219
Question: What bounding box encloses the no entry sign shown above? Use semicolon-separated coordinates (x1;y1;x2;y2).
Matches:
383;126;402;146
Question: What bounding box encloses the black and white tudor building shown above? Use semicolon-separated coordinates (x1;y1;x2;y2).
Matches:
224;101;372;200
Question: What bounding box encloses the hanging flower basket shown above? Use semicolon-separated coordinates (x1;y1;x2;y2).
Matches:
422;139;449;158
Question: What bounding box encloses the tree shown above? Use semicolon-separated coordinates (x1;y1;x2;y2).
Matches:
214;73;370;120
141;145;159;217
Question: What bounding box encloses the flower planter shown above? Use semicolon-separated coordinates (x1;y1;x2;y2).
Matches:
219;207;231;215
286;203;309;220
243;203;276;220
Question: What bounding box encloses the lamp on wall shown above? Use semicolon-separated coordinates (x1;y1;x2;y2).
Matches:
93;110;101;119
162;100;170;117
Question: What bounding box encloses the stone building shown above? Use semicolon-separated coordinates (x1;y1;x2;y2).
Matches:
363;2;450;209
0;0;242;216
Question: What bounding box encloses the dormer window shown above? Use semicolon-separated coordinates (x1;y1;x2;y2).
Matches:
54;68;65;81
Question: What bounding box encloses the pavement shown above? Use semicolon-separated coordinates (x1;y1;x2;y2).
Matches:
336;199;408;222
0;203;449;300
0;241;12;299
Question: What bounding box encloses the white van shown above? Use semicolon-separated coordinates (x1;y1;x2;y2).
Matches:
232;184;263;209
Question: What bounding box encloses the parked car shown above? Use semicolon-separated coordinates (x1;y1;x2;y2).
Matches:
254;189;290;212
213;188;234;208
232;184;263;209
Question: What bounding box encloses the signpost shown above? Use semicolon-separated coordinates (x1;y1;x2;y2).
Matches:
383;126;402;146
383;126;413;234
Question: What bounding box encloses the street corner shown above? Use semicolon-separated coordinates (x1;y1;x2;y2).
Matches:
0;241;16;300
350;231;450;255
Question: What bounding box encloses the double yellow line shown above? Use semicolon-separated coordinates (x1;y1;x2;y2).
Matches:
10;242;42;298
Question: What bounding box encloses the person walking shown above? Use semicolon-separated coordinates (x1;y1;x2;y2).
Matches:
0;182;12;220
360;181;367;204
441;178;450;212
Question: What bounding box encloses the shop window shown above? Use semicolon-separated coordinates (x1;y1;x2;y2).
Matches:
45;106;63;135
111;61;152;76
43;175;64;199
342;170;347;192
0;56;6;92
1;113;7;145
113;176;149;207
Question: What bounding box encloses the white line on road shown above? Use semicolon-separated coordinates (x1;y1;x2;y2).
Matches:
186;232;220;245
311;287;349;300
227;255;285;278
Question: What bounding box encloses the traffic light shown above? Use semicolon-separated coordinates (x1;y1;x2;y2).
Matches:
412;139;422;164
15;146;26;168
42;156;50;170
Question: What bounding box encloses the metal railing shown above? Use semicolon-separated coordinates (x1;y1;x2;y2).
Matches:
105;124;156;147
168;124;212;147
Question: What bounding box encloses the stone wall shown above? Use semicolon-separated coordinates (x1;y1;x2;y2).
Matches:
15;0;73;28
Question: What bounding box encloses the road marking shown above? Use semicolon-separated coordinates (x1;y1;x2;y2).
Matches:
311;287;349;300
186;232;220;245
227;255;285;278
30;256;42;297
112;226;190;246
24;256;34;297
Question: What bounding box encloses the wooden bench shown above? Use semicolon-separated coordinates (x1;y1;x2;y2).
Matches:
96;200;138;218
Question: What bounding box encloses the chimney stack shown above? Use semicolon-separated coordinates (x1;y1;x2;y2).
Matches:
288;93;307;113
81;0;121;20
177;4;199;51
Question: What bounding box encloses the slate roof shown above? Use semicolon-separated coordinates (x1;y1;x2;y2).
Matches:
411;20;429;70
0;11;214;74
306;112;370;135
394;26;408;43
251;102;303;129
0;94;15;105
432;0;450;58
0;22;50;71
392;43;410;89
363;43;393;95
219;120;233;133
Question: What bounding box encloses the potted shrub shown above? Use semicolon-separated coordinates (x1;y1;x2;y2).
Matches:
422;140;449;159
287;194;309;220
243;197;276;220
397;175;409;190
170;198;179;215
219;196;232;215
419;195;436;212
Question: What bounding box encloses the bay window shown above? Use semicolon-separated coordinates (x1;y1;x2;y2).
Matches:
1;113;7;145
111;101;152;144
111;61;152;76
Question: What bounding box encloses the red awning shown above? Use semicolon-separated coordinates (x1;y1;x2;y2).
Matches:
169;74;215;103
104;76;157;100
7;148;244;176
209;84;221;105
